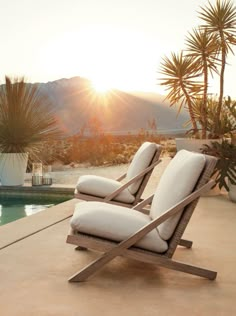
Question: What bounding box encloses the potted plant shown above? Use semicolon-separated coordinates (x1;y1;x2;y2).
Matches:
178;95;236;151
202;140;236;202
0;76;61;186
159;0;236;150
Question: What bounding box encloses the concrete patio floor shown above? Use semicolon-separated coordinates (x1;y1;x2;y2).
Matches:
0;160;236;316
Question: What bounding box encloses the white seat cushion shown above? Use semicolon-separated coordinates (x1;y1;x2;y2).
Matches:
150;150;206;240
70;201;168;253
126;142;157;195
76;175;135;204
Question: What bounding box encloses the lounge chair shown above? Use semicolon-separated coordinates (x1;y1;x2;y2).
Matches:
75;142;162;207
67;150;217;282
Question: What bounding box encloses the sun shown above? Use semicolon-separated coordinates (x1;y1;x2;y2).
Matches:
91;78;112;94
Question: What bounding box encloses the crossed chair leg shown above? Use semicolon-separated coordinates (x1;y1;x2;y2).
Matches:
69;238;216;283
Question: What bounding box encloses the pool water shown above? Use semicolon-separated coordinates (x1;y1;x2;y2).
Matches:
0;195;70;226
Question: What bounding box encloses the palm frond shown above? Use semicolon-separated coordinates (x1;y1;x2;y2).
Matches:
199;0;236;53
159;51;203;109
185;27;220;74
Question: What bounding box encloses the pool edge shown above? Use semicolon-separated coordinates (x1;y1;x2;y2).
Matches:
0;198;78;251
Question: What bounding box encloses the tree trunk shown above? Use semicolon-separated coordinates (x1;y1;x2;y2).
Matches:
181;85;198;134
216;32;226;135
202;61;208;139
188;102;198;133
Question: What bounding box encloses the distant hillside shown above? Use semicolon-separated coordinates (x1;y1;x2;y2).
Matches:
29;77;190;135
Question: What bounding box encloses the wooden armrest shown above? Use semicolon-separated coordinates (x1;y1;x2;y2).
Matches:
104;159;161;202
116;172;127;182
132;194;154;211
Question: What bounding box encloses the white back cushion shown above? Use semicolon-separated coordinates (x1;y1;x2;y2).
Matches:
126;142;157;195
150;150;206;240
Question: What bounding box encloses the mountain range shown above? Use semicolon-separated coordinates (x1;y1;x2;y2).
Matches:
37;76;189;136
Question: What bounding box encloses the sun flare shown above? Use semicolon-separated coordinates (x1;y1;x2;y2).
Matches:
91;79;112;93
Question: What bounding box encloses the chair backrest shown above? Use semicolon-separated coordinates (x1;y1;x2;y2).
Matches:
150;150;207;241
166;154;217;258
126;142;161;196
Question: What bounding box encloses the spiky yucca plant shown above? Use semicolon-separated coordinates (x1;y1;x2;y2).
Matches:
0;76;61;156
159;51;203;134
185;27;219;138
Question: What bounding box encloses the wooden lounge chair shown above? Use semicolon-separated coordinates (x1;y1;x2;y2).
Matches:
67;150;218;282
75;142;162;207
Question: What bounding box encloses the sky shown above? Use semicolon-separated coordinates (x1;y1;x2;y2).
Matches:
1;0;236;97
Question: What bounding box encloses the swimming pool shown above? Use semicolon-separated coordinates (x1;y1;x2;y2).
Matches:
0;195;71;226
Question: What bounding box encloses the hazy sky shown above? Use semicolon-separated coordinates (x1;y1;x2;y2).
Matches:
1;0;236;96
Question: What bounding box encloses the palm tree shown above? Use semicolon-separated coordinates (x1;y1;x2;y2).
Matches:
199;0;236;131
159;51;203;134
0;76;61;155
185;27;219;138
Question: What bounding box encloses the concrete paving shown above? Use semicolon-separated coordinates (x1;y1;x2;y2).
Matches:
0;160;235;315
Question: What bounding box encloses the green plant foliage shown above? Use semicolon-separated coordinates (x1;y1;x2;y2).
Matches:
185;27;219;76
199;0;236;53
159;52;203;111
185;27;220;138
158;0;236;139
0;76;61;155
202;140;236;191
198;0;236;131
159;51;203;133
188;96;236;138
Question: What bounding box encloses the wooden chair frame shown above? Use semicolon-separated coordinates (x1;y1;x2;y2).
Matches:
75;144;162;208
67;155;218;282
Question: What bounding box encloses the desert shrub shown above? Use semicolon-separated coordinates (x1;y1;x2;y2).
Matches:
35;132;166;166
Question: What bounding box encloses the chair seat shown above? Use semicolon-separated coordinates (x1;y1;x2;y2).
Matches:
70;201;168;253
75;175;135;203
